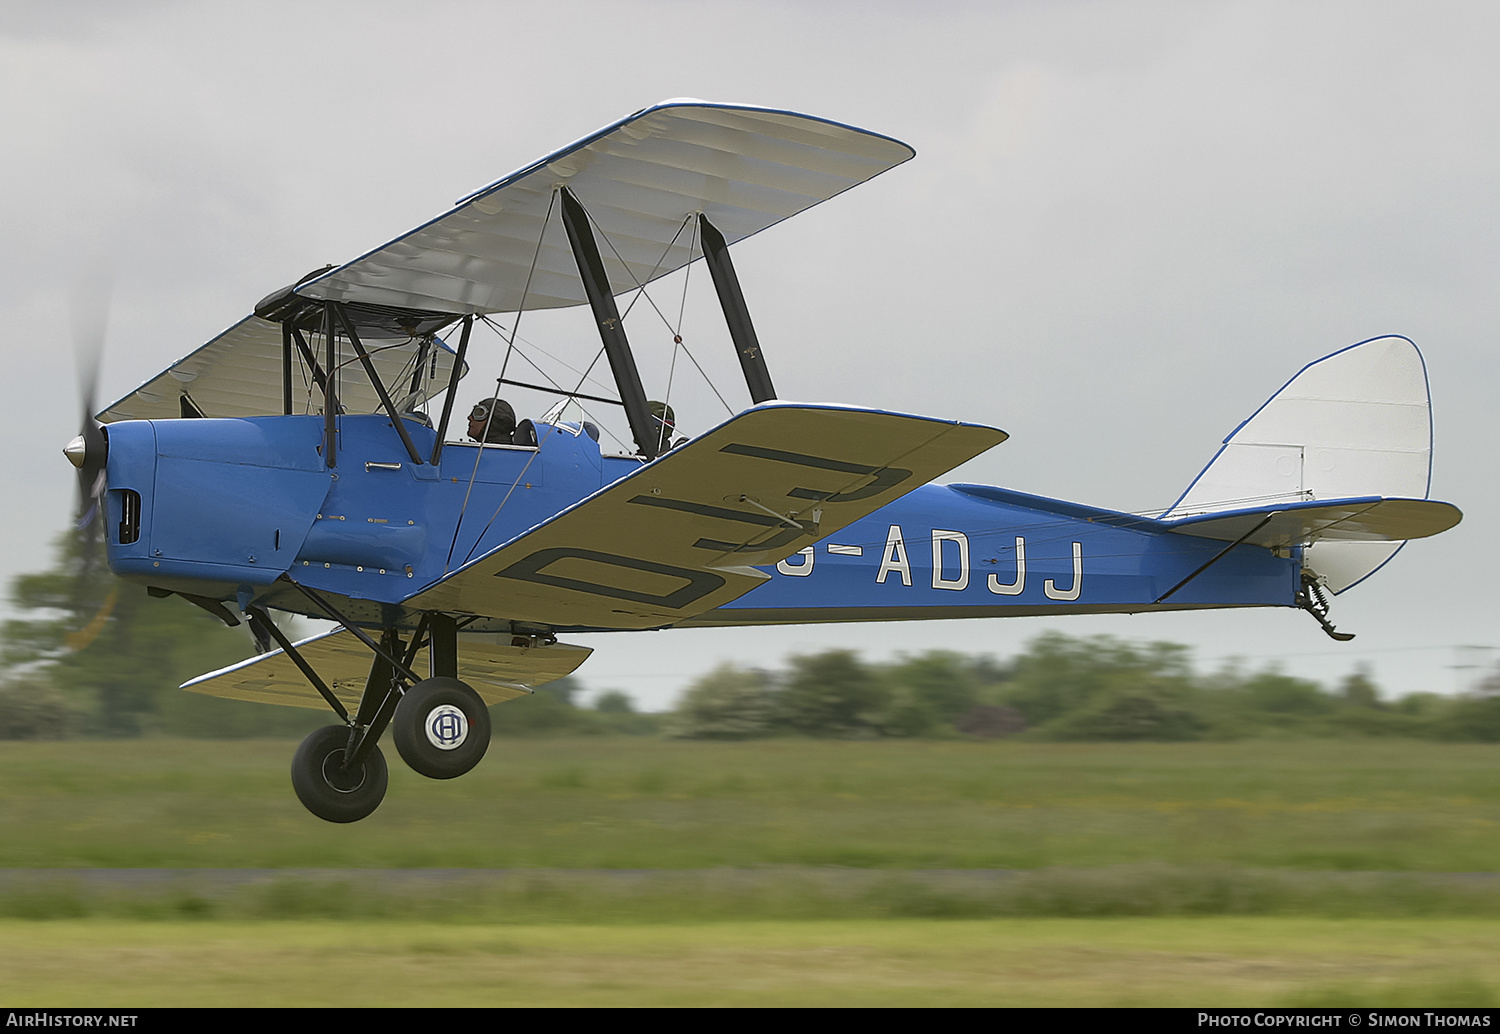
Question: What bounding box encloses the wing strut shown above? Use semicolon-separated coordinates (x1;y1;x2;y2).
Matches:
559;187;659;459
281;323;293;415
322;303;339;467
331;302;425;465
288;325;332;403
429;315;473;465
700;214;777;404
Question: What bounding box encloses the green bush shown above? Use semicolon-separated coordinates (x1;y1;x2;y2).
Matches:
669;664;776;739
0;678;79;739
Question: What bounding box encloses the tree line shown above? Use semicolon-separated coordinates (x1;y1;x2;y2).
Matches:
667;634;1500;742
3;535;1498;741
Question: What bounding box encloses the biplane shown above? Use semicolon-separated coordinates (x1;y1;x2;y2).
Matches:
65;101;1461;822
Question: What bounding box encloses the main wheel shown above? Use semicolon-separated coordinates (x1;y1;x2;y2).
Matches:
291;725;389;823
393;677;491;779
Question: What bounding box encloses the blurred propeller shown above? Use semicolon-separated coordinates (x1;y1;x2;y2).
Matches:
62;267;116;651
65;267;111;550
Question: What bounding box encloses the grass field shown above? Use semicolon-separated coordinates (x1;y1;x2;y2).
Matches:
3;737;1500;870
4;917;1498;1007
3;737;1499;1005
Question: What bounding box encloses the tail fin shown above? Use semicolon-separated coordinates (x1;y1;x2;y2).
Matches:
1164;335;1434;593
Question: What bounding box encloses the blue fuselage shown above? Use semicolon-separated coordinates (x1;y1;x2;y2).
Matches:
102;413;1299;629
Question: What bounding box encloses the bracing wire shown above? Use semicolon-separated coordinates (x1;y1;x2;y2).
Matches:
577;201;735;419
458;345;618;566
444;192;557;574
614;213;694;328
478;328;635;455
657;214;701;441
443;205;697;567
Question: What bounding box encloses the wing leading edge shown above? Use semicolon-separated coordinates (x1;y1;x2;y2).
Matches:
404;404;1007;630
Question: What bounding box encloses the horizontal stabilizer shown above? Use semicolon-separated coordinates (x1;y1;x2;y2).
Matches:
182;628;590;711
404;403;1007;629
1165;497;1461;549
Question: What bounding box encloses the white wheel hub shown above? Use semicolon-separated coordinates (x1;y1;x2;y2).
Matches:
424;704;469;750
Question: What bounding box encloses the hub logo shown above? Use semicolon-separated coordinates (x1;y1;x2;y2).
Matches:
425;704;469;750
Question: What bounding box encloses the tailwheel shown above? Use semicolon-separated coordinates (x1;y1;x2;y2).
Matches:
1297;571;1356;642
291;725;389;823
393;677;492;780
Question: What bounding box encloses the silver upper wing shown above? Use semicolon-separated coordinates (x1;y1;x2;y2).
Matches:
294;100;915;314
101;102;910;424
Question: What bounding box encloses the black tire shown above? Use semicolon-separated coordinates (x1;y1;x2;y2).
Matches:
291;725;388;823
393;677;491;780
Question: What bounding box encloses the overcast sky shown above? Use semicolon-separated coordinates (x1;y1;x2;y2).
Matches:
4;0;1497;708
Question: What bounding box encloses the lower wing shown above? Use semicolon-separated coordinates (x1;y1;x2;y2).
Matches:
403;402;1006;629
182;628;590;710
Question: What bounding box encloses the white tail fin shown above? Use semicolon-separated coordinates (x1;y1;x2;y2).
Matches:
1165;336;1433;593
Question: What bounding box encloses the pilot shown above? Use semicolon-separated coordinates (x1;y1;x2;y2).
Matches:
468;398;517;443
648;400;678;453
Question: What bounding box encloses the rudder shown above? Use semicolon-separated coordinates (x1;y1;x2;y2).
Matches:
1164;336;1433;593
